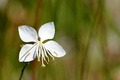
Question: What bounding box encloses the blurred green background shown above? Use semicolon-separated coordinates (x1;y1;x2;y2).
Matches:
0;0;120;80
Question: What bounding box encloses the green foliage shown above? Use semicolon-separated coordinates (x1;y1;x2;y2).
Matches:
0;0;120;80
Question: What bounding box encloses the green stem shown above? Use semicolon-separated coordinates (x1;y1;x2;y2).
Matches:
34;0;43;29
19;63;29;80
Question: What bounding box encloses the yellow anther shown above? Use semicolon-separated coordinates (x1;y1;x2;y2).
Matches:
52;57;55;60
20;44;24;47
26;53;30;57
44;58;49;64
47;57;50;62
54;51;58;56
38;57;40;62
41;64;46;67
26;51;29;53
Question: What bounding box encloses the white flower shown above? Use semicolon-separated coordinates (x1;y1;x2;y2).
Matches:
18;22;66;67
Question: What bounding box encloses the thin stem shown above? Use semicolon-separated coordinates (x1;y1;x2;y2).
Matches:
80;2;100;80
19;63;29;80
34;0;43;29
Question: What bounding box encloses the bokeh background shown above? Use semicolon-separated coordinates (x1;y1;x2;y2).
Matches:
0;0;120;80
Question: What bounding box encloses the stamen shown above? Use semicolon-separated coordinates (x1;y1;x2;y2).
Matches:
20;43;37;61
54;51;58;56
42;46;49;62
37;45;55;66
20;44;24;47
26;53;30;57
38;46;41;62
38;57;40;62
41;60;46;67
41;46;48;64
41;63;46;67
41;50;46;67
23;53;31;61
41;47;45;67
26;51;29;53
46;49;55;60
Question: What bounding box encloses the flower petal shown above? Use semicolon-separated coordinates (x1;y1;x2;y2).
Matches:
19;44;37;62
18;25;38;42
38;22;55;42
43;41;66;57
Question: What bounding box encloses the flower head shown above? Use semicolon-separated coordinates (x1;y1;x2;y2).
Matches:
18;22;66;67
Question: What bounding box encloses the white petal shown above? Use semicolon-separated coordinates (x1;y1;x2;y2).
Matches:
19;44;38;62
38;22;55;42
43;41;66;57
18;25;38;42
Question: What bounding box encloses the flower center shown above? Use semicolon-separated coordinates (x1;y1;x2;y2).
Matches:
38;41;43;45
